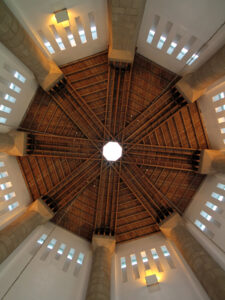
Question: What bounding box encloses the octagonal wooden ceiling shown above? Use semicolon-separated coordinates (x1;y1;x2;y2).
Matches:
18;50;209;243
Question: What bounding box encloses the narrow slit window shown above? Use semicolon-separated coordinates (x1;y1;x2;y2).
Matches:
130;254;140;279
221;128;225;134
67;248;75;260
176;47;189;60
211;192;224;202
140;251;148;263
57;243;66;255
37;234;48;245
218;117;225;124
161;245;170;256
0;105;11;114
157;35;167;49
4;94;16;103
130;254;137;265
186;53;199;65
4;191;16;201
47;238;57;250
200;210;212;221
75;17;87;44
195;219;206;231
8;201;19;211
146;15;160;44
14;71;26;83
151;248;159;260
0;171;8;178
147;29;156;44
167;41;178;55
77;252;84;264
217;183;225;190
0;181;12;190
49;26;65;50
44;41;55;54
0;162;4;167
215;104;225;113
88;12;98;40
121;257;126;269
212;92;225;102
206;201;218;212
64;26;76;47
0;117;7;124
9;82;21;94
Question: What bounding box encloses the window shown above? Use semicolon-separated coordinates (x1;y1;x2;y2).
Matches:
147;29;155;44
55;37;66;51
4;191;16;201
67;34;76;47
37;234;48;245
206;201;218;212
76;17;87;44
200;210;212;221
194;219;206;231
186;53;199;65
47;238;57;250
8;201;19;211
176;47;189;60
151;248;159;259
120;257;126;269
44;41;55;54
221;128;225;134
157;35;167;49
218;117;225;124
167;41;177;55
215;104;225;113
0;105;11;114
57;243;66;255
14;71;26;83
0;162;4;167
161;245;170;256
88;12;98;40
0;117;7;124
130;254;138;265
4;94;16;103
0;171;8;178
9;82;21;93
77;252;84;264
78;30;87;44
212;92;225;102
212;192;224;202
140;251;148;263
67;248;75;260
0;181;12;190
217;183;225;190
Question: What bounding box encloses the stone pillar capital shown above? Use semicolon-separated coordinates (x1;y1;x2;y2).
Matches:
199;149;225;174
92;234;116;254
28;199;54;223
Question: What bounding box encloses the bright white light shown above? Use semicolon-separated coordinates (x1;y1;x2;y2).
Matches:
103;142;122;162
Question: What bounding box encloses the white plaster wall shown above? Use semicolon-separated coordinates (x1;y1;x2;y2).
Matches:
6;0;108;66
113;233;209;300
0;42;38;129
198;76;225;149
0;154;31;229
0;222;92;300
185;174;225;252
137;0;225;75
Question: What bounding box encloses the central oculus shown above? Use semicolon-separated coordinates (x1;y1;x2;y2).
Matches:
103;141;122;162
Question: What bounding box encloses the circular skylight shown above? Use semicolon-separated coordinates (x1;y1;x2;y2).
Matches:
103;142;122;161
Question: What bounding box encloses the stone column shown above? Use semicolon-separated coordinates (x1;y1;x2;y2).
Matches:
160;213;225;300
0;1;63;91
198;149;225;174
108;0;146;63
0;199;54;264
86;235;116;300
0;131;27;156
176;43;225;103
